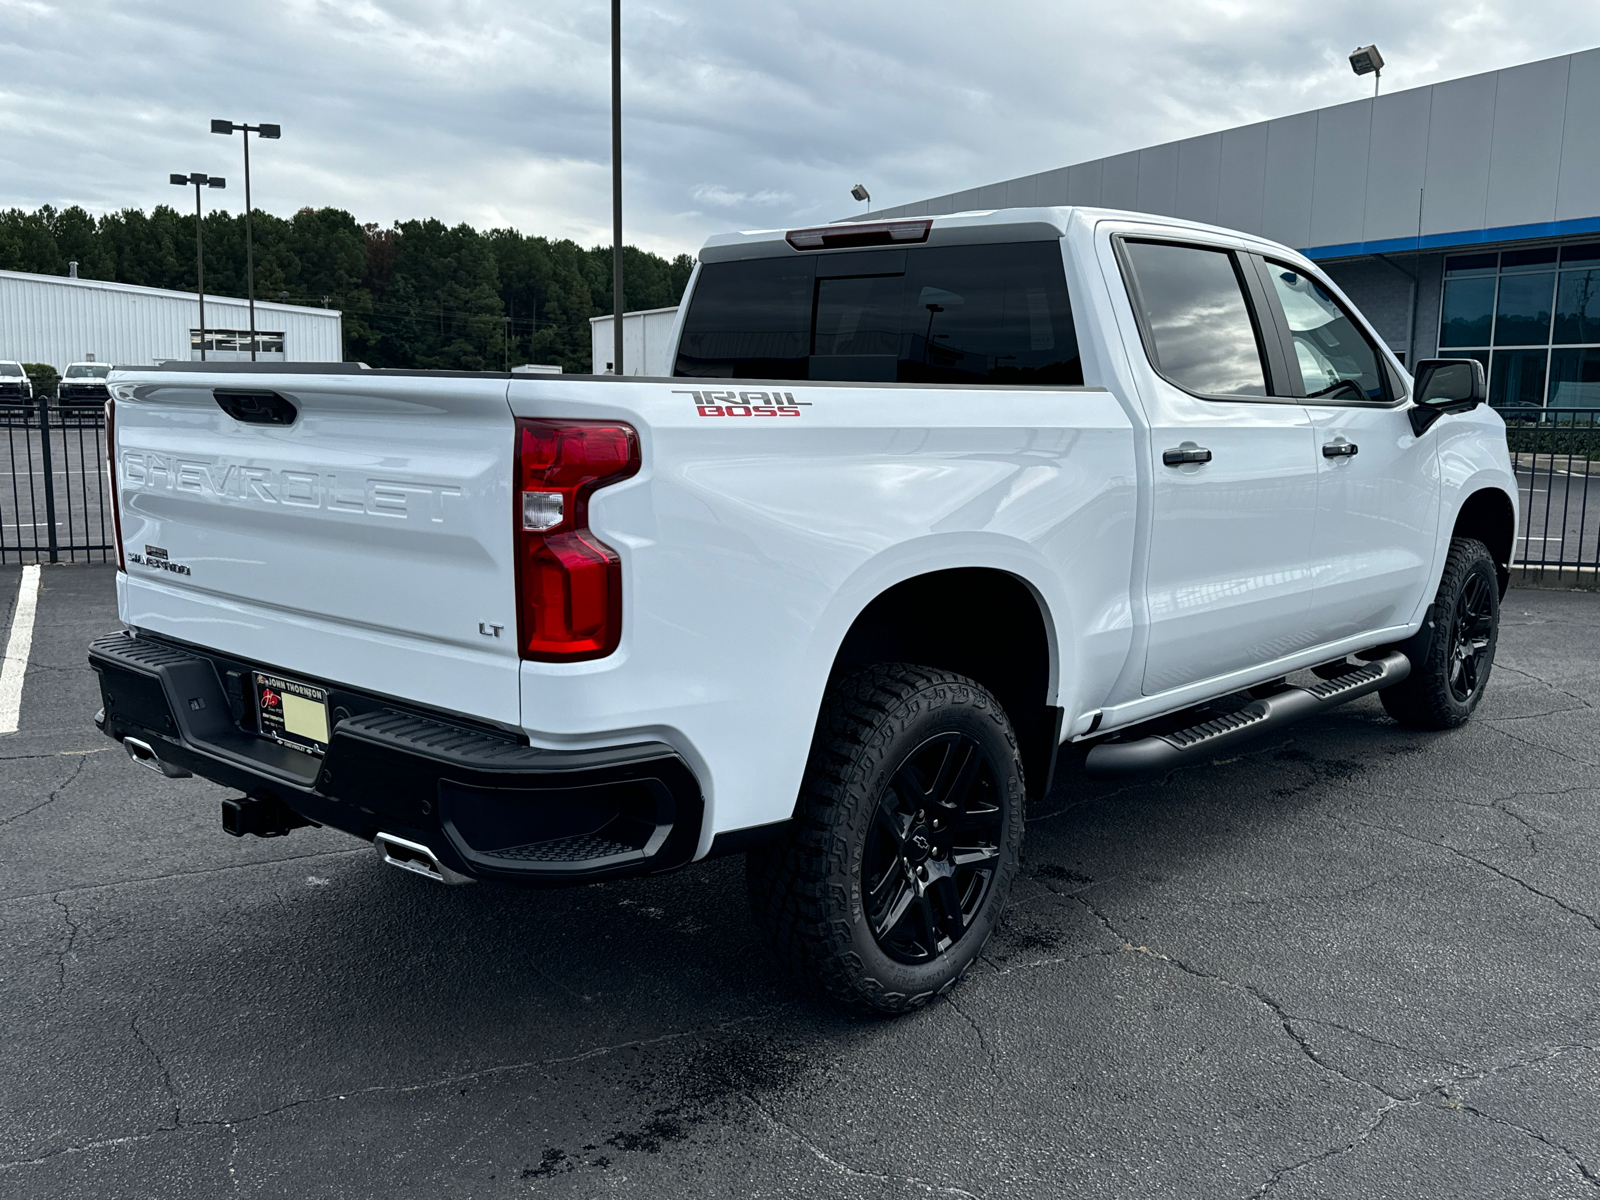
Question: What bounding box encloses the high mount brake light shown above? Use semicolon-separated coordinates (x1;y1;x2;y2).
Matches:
105;398;125;572
514;419;640;661
785;219;932;251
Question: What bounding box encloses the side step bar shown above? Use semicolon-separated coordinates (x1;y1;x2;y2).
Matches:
1084;652;1410;779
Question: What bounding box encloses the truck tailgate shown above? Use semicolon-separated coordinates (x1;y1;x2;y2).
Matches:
113;370;521;726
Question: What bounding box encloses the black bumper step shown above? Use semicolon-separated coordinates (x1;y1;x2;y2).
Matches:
1084;652;1410;779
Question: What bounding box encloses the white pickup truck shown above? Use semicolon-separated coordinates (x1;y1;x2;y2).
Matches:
91;207;1516;1012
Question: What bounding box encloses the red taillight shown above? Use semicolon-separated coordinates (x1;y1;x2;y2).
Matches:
105;398;125;572
514;420;640;661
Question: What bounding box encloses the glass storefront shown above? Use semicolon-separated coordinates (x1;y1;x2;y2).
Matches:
1439;242;1600;407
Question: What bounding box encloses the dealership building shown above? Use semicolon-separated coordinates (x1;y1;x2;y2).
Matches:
865;47;1600;407
0;268;343;370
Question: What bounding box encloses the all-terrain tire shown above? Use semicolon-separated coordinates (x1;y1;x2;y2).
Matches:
1380;536;1500;730
745;664;1025;1014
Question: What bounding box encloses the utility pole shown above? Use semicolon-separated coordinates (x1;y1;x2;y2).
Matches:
611;0;624;376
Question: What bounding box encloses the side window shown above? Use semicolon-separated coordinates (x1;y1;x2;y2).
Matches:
675;258;816;379
1122;241;1268;398
1266;264;1391;403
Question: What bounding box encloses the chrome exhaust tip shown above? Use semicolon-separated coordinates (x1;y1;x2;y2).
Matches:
122;736;192;779
374;831;474;885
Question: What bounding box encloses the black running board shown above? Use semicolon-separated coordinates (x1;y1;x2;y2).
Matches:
1084;652;1410;779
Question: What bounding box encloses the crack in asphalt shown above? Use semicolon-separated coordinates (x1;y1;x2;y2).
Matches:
1493;662;1596;710
1;1018;768;1171
944;994;999;1072
129;1012;181;1129
51;892;80;993
0;848;370;907
1340;817;1600;935
1449;1100;1600;1190
745;1095;982;1198
1485;722;1598;769
1068;891;1411;1104
1251;1098;1411;1198
0;755;88;831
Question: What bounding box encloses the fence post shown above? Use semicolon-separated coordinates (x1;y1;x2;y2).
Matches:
37;396;59;564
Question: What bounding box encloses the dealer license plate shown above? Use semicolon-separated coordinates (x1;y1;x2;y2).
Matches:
255;672;331;756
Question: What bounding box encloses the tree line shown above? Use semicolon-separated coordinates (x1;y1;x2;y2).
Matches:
0;204;695;373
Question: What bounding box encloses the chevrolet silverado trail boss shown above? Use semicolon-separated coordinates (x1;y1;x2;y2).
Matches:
90;207;1515;1012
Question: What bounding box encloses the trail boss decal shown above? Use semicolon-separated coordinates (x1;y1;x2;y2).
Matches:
672;389;810;418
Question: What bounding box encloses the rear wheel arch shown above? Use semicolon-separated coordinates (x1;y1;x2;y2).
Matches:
827;568;1061;800
1451;488;1515;595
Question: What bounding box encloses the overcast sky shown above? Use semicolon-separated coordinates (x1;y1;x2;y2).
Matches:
2;1;1598;258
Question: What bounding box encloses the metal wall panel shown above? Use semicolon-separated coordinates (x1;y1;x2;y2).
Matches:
0;272;341;370
1066;159;1103;207
1261;111;1317;248
1485;57;1569;228
1034;166;1072;206
1004;173;1039;208
1174;133;1222;226
948;187;982;213
1216;122;1269;236
1557;48;1600;222
1100;152;1140;210
1362;86;1430;245
976;182;1009;210
1136;142;1180;216
1308;99;1371;249
1422;73;1497;236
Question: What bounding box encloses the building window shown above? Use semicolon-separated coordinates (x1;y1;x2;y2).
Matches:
1440;243;1600;407
190;329;286;357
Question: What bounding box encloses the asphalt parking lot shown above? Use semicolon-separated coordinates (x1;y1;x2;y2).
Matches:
3;565;1599;1199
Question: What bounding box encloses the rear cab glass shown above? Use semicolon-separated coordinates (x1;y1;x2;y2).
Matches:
675;241;1083;385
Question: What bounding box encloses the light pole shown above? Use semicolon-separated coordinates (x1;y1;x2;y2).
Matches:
851;183;871;214
169;172;226;361
211;119;281;361
611;0;624;376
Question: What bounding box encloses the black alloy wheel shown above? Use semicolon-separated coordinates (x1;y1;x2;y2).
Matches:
863;732;1004;964
1381;536;1500;730
745;664;1025;1013
1447;569;1495;703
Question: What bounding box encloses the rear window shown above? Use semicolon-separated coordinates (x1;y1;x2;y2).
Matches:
675;241;1083;386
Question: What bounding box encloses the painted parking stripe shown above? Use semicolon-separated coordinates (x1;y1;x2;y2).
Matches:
0;564;41;734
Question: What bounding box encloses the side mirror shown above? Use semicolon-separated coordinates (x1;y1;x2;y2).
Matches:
1409;358;1487;435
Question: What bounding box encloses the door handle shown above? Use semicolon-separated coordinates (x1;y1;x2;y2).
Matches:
1162;446;1212;466
1322;440;1359;458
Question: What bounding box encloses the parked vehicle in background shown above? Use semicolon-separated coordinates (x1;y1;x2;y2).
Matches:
57;362;111;407
89;207;1517;1014
0;361;32;405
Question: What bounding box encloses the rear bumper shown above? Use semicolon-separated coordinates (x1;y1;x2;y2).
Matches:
88;630;705;884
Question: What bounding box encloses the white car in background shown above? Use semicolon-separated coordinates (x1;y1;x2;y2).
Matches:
57;362;112;408
0;361;32;406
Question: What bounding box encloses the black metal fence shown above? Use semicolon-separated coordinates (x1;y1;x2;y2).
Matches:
1503;407;1600;586
0;401;114;565
0;398;1596;584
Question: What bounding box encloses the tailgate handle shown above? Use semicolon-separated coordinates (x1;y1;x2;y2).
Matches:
213;389;298;426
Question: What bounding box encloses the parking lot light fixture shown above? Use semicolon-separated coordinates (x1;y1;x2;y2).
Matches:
1350;44;1384;97
212;118;282;360
171;172;225;361
851;183;871;213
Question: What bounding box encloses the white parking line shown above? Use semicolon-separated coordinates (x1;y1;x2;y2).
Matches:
0;564;40;734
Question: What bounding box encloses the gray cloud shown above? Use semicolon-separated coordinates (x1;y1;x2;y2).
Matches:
1;0;1597;257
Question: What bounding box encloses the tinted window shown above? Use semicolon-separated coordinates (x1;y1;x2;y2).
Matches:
1440;276;1496;347
674;257;814;379
1268;264;1390;403
1549;347;1600;405
1555;268;1600;345
674;241;1082;385
1123;241;1267;397
1494;272;1555;345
